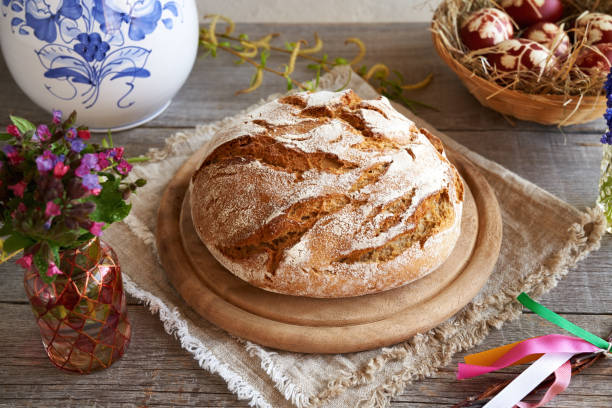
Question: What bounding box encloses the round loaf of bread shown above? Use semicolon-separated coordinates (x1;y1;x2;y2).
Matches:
190;90;464;298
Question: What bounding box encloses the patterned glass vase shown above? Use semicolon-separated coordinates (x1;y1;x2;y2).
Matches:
23;238;131;373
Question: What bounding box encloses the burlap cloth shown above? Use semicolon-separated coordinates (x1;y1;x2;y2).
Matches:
104;67;605;407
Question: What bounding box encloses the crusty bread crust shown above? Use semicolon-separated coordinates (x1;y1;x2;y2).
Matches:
190;90;464;298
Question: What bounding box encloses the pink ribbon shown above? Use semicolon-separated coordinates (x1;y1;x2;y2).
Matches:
515;360;571;408
457;334;599;380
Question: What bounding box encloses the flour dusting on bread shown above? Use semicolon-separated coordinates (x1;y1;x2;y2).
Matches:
190;90;464;297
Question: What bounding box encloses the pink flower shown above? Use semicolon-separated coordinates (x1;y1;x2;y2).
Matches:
3;145;24;166
97;152;110;169
35;124;51;142
8;180;26;198
53;161;69;178
77;129;91;140
45;201;61;218
117;159;132;175
89;221;104;236
46;261;63;277
110;147;124;161
52;110;62;124
6;124;20;138
8;154;24;166
17;202;27;213
65;127;77;140
16;254;33;270
75;163;90;177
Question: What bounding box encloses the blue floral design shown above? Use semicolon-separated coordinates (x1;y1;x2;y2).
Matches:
23;0;82;42
92;0;163;41
4;0;182;109
74;32;109;61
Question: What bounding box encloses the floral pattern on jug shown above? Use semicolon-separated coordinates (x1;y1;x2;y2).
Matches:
2;0;183;109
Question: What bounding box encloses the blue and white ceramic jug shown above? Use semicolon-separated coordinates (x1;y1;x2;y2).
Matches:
0;0;198;131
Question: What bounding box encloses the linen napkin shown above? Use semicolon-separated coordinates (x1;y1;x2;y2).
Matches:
104;66;605;408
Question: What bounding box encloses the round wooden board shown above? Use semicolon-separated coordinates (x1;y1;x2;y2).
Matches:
156;147;502;353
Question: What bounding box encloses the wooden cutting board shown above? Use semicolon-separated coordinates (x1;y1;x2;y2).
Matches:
156;147;502;353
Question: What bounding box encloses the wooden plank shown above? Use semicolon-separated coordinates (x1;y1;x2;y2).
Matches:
0;23;605;134
0;304;609;407
2;236;610;312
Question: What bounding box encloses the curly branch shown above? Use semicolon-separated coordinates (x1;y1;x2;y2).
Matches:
237;68;263;95
364;64;390;81
345;38;366;66
300;33;323;55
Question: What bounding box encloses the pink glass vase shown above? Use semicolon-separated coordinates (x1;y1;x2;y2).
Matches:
23;238;131;373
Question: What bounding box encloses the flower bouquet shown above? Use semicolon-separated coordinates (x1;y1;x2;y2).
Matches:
0;110;146;373
598;68;612;233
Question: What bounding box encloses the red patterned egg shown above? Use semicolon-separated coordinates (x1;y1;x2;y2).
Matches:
576;43;612;75
460;8;514;50
500;0;563;27
524;22;570;60
575;13;612;46
486;39;558;75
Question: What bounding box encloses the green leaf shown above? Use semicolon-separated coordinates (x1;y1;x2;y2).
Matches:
306;63;319;70
286;77;293;91
63;111;77;128
9;115;36;134
3;233;35;253
126;156;149;164
0;132;12;141
260;50;269;67
284;41;294;51
33;249;54;284
135;178;147;187
334;57;348;65
48;242;60;266
218;41;230;47
238;33;249;41
0;222;13;236
89;178;132;224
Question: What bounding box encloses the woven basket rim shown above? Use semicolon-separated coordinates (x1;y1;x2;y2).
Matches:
430;9;605;107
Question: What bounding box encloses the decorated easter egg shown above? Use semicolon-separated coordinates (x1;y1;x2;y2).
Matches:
524;22;570;59
500;0;563;27
486;39;558;75
460;8;514;50
575;13;612;46
576;43;612;74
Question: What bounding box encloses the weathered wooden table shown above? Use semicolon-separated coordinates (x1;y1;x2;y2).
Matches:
1;23;610;407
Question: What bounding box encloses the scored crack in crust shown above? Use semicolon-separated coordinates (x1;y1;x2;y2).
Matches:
190;89;464;298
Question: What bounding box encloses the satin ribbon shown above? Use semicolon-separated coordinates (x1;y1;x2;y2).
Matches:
515;360;571;408
457;293;610;407
517;293;611;351
483;353;574;408
457;334;599;380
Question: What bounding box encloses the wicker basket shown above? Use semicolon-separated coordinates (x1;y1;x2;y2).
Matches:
431;4;606;126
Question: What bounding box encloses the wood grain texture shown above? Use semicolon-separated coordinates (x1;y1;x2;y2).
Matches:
0;22;610;407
